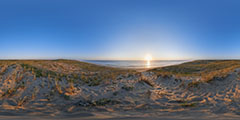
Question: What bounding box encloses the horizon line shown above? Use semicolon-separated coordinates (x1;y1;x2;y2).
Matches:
1;58;240;61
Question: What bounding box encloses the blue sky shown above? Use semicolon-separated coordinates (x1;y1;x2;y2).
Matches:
1;0;240;60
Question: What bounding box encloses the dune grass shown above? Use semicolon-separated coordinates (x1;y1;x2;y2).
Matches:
0;59;136;87
149;60;240;82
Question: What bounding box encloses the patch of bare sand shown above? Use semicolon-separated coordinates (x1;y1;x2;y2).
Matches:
2;62;240;119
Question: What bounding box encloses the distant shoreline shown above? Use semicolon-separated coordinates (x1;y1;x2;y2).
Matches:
83;60;189;70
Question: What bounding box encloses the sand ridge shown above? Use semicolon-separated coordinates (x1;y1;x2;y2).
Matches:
1;60;240;119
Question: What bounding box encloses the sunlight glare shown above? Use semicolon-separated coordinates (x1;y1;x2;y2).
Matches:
145;54;152;68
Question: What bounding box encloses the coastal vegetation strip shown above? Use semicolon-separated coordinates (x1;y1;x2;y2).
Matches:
149;60;240;82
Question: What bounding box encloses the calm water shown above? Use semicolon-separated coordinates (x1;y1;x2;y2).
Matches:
83;60;189;69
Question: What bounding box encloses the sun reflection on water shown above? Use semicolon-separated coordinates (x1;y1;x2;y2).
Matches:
145;54;152;68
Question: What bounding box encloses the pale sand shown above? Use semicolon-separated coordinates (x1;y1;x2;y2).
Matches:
1;62;240;119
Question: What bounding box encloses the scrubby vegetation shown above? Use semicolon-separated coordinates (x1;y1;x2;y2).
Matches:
1;59;240;118
0;59;136;107
150;60;240;83
0;59;135;87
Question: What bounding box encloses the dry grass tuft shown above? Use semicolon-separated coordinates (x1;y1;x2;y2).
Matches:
150;60;240;82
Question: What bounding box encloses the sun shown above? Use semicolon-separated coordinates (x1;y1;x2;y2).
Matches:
144;54;152;68
145;54;152;61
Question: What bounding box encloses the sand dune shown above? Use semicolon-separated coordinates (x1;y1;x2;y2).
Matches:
1;60;240;119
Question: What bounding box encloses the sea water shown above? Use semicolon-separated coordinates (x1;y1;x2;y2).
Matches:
83;60;188;69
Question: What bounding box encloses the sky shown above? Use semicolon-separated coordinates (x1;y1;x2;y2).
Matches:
1;0;240;60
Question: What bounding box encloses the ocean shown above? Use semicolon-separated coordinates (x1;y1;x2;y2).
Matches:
83;60;189;69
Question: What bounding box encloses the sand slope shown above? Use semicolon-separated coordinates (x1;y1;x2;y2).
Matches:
1;60;240;119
